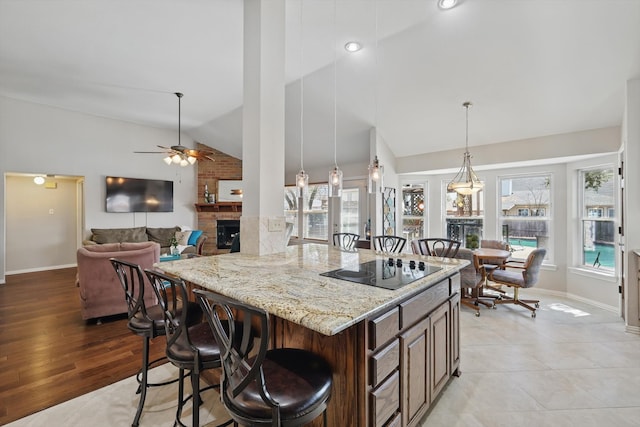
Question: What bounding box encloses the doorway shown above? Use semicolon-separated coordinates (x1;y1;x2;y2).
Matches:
5;173;84;274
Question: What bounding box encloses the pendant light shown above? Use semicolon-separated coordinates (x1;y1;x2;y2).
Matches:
368;2;384;194
296;0;309;198
447;101;484;195
328;0;343;197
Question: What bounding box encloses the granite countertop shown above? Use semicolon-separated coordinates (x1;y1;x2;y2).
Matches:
156;244;468;336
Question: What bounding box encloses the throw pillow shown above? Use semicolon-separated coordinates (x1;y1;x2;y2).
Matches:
188;230;203;246
174;231;192;246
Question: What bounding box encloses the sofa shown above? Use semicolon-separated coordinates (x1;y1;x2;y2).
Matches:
83;226;207;255
77;241;160;320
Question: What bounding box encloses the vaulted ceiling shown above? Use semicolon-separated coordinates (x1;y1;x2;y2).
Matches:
1;0;638;174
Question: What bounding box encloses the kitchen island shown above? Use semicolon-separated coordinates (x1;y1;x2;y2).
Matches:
157;244;467;427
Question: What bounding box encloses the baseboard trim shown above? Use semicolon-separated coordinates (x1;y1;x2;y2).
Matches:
625;325;640;335
6;264;77;276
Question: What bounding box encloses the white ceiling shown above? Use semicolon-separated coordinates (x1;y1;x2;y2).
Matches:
1;0;639;174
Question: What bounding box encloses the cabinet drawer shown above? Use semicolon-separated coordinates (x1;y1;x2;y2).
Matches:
370;338;399;387
369;307;400;350
400;279;449;328
370;370;400;427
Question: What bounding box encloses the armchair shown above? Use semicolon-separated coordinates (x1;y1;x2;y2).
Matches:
455;248;494;316
488;248;546;317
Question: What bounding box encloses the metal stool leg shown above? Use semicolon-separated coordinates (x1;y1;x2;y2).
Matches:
132;336;150;427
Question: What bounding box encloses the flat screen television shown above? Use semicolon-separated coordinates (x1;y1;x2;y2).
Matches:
105;176;173;213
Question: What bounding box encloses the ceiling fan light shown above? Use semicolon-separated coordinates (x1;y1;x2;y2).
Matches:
179;158;189;167
163;156;173;165
438;0;457;10
171;154;182;164
187;156;197;165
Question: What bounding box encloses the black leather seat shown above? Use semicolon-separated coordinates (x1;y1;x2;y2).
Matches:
110;258;179;427
145;269;233;427
194;289;333;427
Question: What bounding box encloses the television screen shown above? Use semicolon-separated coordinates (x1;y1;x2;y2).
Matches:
106;176;173;212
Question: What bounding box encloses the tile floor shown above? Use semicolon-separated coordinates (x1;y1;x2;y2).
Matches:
6;292;640;427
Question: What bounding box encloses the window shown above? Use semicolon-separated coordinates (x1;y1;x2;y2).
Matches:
499;174;551;261
402;184;425;242
340;188;360;235
580;167;615;272
284;183;329;240
284;186;298;238
444;183;484;248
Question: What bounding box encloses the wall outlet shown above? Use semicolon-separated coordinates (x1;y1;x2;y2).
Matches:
268;218;285;232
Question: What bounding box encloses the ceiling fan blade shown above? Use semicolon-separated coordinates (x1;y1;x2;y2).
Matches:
134;151;166;154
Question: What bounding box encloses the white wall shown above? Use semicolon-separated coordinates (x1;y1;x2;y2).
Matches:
0;96;198;283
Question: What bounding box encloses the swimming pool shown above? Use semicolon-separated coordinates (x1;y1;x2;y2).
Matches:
508;238;615;268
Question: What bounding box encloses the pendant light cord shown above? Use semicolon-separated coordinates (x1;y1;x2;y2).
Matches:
300;0;305;172
333;0;338;167
374;1;378;133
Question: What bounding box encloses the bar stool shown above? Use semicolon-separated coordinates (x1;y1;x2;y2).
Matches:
110;258;181;427
194;289;333;427
145;269;234;427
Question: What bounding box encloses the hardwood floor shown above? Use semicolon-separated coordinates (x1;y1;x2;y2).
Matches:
0;267;167;425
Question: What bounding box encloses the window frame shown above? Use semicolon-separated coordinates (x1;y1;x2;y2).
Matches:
497;172;553;263
578;166;616;275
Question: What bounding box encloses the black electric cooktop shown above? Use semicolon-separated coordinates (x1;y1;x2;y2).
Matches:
320;259;442;290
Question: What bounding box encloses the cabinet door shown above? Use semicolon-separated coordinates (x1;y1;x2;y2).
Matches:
449;293;461;375
429;303;450;400
400;317;430;427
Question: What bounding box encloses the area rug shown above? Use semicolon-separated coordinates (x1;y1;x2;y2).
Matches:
5;364;231;427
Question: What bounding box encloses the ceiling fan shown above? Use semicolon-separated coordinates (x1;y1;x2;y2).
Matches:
135;92;215;166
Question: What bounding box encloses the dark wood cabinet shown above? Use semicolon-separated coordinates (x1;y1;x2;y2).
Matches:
366;273;461;427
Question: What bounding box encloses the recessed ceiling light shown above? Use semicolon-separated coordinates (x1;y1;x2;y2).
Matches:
344;41;362;53
438;0;457;10
33;176;45;185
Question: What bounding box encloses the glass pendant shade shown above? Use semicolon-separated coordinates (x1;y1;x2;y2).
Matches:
163;156;173;165
187;156;197;165
329;166;343;197
296;169;308;198
368;156;384;193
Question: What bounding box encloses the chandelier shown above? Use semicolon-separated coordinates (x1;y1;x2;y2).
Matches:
447;102;483;195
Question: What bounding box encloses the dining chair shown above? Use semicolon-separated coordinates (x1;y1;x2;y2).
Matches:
488;248;546;318
411;238;461;258
332;232;360;250
373;235;406;254
453;249;495;316
194;289;333;427
110;258;179;427
145;269;234;427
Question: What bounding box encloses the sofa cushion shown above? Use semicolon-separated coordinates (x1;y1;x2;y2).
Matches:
91;227;148;244
146;226;180;247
